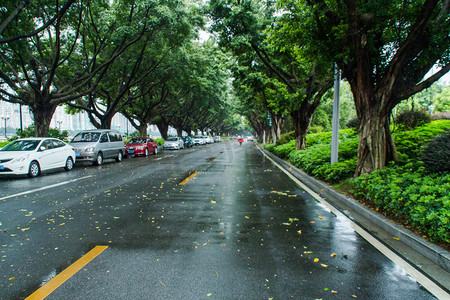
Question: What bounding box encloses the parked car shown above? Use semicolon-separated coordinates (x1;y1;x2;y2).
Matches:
213;136;221;143
125;137;158;157
181;136;193;148
204;136;214;144
163;137;184;150
0;138;76;177
193;136;206;145
69;129;124;166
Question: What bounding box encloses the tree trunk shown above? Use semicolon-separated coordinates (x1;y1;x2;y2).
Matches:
87;112;113;129
176;127;183;137
138;123;147;137
274;115;284;140
155;119;169;140
99;119;112;129
31;97;57;137
354;104;398;177
291;108;313;150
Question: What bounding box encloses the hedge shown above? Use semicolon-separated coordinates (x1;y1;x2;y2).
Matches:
351;164;450;243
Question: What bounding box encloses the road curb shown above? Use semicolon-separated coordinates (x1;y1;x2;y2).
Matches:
256;143;450;273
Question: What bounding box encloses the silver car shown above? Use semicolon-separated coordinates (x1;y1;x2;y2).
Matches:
70;129;125;165
163;137;184;150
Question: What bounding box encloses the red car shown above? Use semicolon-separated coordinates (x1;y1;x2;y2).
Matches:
124;137;158;157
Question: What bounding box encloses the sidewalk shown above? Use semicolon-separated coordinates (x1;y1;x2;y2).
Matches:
256;143;450;292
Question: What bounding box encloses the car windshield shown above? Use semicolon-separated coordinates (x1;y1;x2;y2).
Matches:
129;138;146;144
166;137;178;141
1;140;40;151
194;136;202;139
71;132;101;143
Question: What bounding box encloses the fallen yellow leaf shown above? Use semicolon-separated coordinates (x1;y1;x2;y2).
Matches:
321;264;328;268
314;258;319;263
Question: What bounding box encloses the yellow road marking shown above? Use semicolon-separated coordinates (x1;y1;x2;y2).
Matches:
179;171;199;185
26;246;108;300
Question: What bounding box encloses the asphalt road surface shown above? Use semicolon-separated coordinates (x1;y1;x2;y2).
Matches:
0;141;441;299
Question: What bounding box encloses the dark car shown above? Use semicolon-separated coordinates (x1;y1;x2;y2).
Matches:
181;136;193;148
124;137;158;157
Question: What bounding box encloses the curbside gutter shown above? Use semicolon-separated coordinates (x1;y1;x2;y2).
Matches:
256;143;450;274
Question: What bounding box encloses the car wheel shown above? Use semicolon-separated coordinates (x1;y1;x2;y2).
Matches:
154;147;158;155
144;148;149;156
64;157;74;171
94;152;103;166
116;151;123;162
28;161;40;178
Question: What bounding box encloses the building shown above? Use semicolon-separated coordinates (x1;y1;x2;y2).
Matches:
0;101;139;138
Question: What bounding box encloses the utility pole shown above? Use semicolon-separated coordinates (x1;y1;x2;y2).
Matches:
331;65;340;164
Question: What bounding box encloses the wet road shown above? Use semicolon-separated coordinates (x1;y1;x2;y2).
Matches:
0;141;438;299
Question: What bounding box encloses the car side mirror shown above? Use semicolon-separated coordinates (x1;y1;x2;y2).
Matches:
40;146;46;151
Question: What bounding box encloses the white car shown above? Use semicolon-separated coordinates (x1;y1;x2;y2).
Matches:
205;136;214;144
193;136;206;145
0;138;76;177
163;137;184;150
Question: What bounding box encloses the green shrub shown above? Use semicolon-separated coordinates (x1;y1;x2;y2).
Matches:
305;131;332;146
305;128;357;147
288;129;359;175
276;131;295;146
13;125;69;141
155;139;165;146
312;158;357;183
351;165;450;243
273;140;296;159
0;141;8;148
420;130;450;174
263;144;275;152
289;143;331;173
309;126;323;134
394;120;450;161
396;109;431;129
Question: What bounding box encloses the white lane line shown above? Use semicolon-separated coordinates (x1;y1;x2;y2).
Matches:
0;175;93;201
155;154;174;161
258;147;449;299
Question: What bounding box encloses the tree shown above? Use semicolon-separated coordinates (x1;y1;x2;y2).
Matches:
0;0;82;136
282;0;450;175
209;0;334;149
67;0;197;131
